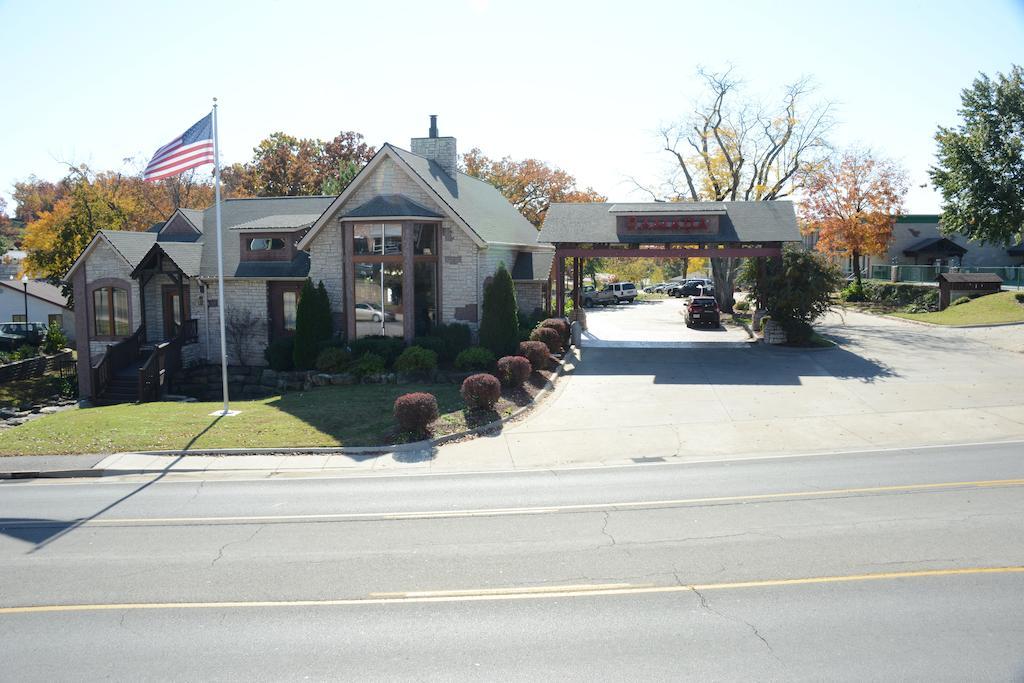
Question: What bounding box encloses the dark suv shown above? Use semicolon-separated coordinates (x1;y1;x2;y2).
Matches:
669;280;714;298
0;322;48;352
685;297;720;328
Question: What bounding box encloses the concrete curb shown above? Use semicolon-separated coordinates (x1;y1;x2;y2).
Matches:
0;349;580;479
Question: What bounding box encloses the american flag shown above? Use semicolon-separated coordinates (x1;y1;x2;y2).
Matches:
143;113;215;182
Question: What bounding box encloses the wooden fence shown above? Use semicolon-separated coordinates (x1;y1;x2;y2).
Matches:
0;350;73;384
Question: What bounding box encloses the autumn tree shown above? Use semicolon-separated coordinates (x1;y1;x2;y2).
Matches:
223;130;374;197
462;148;606;227
802;149;909;287
930;65;1024;246
0;197;13;251
643;69;834;311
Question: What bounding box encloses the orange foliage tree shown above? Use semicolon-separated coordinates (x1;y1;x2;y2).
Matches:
801;149;909;286
462;148;606;227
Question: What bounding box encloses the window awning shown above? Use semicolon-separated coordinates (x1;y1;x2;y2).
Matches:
902;237;967;257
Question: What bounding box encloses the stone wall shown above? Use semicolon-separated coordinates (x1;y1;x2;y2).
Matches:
202;280;270;367
307;222;344;331
514;281;545;315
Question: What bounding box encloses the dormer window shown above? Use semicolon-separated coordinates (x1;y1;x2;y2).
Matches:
249;237;286;251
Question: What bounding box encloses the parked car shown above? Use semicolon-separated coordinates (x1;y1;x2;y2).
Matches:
669;280;713;298
581;285;615;308
0;322;48;352
606;282;637;303
355;302;396;322
685;296;720;327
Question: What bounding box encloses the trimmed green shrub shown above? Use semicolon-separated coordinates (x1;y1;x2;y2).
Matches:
460;373;501;410
454;346;495;372
952;295;973;306
540;318;570;346
293;279;333;369
860;281;938;308
315;347;351;373
393;392;438;436
411;335;447;360
530;326;562;354
840;281;866;302
41;321;68;354
265;338;295;371
518;309;546;334
517;341;550;372
351;352;386;378
479;263;519;357
1015;292;1024;304
12;345;38;361
394;346;438;375
435;323;472;361
496;355;531;388
349;336;405;367
734;299;751;312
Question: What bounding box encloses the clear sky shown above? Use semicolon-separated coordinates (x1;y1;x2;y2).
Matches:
1;0;1022;215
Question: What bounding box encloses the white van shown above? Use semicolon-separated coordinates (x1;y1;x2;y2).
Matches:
605;282;638;304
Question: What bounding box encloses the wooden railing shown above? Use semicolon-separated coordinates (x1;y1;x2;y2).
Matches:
91;326;144;399
137;319;193;402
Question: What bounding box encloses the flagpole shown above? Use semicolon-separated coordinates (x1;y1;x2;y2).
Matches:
211;97;234;417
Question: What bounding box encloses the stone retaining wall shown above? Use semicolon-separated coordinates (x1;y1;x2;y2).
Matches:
0;350;73;384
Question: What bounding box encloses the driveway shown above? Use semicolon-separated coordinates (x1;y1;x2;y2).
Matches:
438;308;1024;469
581;297;750;347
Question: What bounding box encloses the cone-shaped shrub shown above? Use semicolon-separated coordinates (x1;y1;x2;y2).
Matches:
460;373;501;410
478;263;519;358
517;341;550;373
530;326;562;354
394;392;438;435
496;355;531;388
292;279;320;369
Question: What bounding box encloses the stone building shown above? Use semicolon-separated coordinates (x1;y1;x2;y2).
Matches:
67;117;553;402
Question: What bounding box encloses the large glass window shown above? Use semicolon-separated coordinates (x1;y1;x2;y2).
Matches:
413;223;437;255
354;223;402;256
354;262;403;338
282;291;298;332
93;287;130;337
414;261;437;335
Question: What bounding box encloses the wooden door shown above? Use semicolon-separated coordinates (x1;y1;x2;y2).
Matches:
161;285;190;340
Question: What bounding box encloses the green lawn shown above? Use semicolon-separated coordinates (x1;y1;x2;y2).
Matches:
891;291;1024;326
0;382;523;456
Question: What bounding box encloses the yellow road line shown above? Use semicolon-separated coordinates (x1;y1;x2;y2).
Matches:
23;477;1024;527
1;566;1021;615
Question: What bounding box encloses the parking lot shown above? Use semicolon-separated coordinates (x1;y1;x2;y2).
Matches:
580;297;751;347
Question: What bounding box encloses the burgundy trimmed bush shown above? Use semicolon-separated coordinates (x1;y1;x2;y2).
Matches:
496;355;531;388
530;326;562;354
460;373;502;410
393;392;439;435
518;341;550;373
540;318;570;346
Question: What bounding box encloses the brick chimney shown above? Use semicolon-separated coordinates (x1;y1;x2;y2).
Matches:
410;114;458;178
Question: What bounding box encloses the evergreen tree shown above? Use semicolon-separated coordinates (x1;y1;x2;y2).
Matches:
315;281;334;341
478;263;519;357
292;279;320;369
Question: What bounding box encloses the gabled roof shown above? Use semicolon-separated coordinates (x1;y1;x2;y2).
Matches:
234;252;310;279
903;237;967;256
539;201;800;244
229;214;323;231
343;194;444;219
936;272;1001;283
1008;243;1024;256
132;242;204;278
0;279;68;309
298;144;542;251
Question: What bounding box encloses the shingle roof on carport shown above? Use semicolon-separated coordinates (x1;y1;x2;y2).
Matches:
539;201;800;244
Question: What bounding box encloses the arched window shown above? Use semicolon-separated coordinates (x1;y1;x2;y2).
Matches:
93;287;130;337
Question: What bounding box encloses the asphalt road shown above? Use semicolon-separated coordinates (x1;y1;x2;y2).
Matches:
2;441;1023;681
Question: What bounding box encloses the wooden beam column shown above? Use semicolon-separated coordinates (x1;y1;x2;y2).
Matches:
343;222;356;341
572;257;581;312
555;252;565;318
402;222;415;343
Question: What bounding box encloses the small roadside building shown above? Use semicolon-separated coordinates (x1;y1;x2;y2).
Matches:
67;116;553;403
935;272;1003;310
0;278;74;340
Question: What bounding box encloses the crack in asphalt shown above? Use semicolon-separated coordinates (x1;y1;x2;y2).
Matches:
680;573;780;663
211;525;265;567
600;511;616;546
